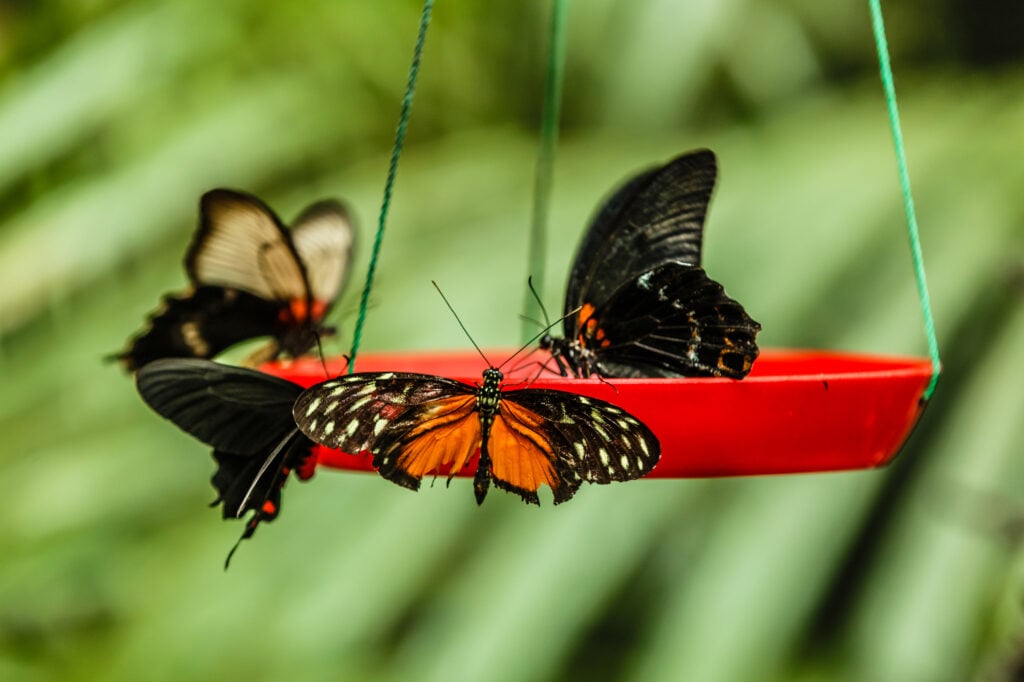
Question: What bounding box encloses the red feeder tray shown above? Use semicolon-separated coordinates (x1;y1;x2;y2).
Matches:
263;349;932;478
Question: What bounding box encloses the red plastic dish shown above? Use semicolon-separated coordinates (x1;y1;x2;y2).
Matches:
263;349;933;478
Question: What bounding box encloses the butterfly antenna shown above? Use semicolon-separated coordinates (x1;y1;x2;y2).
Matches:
527;276;553;328
313;331;330;379
518;314;545;330
432;281;491;366
498;305;582;371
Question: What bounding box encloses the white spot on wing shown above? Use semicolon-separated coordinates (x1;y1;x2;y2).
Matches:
324;421;335;436
620;455;630;470
374;418;387;435
305;397;322;417
346;417;360;436
598;448;609;466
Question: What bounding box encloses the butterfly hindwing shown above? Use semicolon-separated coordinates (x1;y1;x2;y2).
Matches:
579;263;761;378
117;288;284;372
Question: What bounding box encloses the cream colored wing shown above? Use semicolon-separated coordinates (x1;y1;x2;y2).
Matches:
289;199;355;306
187;189;307;302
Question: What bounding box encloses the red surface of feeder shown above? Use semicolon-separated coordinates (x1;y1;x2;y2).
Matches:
263;349;932;478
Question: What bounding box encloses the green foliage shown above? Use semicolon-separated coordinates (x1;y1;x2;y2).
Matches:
1;2;1022;681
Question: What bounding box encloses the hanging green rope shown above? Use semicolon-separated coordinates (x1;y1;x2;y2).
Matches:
348;0;434;372
521;0;570;343
869;0;941;400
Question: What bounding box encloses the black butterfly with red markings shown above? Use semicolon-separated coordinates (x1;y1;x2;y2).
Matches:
540;149;760;378
293;366;660;505
135;358;316;567
116;189;355;370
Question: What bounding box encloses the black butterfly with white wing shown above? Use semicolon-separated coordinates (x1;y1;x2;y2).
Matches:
540;149;761;379
116;189;355;370
135;358;317;567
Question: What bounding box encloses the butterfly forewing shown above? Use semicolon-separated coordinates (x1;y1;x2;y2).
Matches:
564;149;716;323
188;189;309;303
136;358;304;452
290;200;356;306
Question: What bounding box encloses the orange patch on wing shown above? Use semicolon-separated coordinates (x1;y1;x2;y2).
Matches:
488;401;559;494
395;395;480;479
577;302;604;348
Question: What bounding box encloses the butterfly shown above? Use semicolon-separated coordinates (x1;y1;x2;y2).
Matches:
135;358;317;567
539;149;761;379
292;366;660;505
116;188;356;371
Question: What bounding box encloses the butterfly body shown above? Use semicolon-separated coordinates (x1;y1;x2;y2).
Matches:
117;189;355;371
293;368;660;505
542;149;760;379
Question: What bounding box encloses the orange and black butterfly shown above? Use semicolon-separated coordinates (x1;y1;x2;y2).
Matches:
135;358;317;566
540;149;760;379
116;189;356;371
293;367;660;505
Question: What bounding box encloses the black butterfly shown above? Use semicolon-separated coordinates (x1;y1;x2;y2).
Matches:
116;189;356;371
292;367;660;505
540;149;761;378
135;358;316;567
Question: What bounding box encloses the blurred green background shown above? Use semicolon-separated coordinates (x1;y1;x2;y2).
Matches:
2;1;1023;680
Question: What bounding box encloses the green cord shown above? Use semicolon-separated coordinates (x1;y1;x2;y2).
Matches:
521;0;570;342
869;0;941;400
348;0;434;373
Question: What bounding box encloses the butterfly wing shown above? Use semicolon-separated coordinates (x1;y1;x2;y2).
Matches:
117;191;353;369
135;358;304;452
116;287;285;371
289;199;356;315
187;189;309;302
135;358;314;546
563;149;716;335
497;390;661;504
578;262;760;378
293;373;481;492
